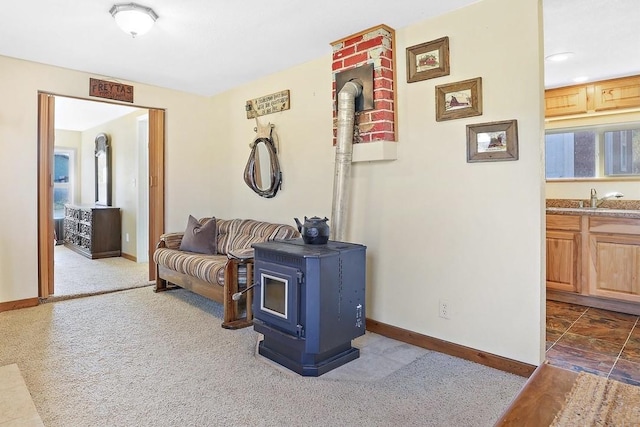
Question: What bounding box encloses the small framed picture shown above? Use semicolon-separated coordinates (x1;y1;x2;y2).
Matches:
435;77;482;121
406;37;450;83
466;120;519;163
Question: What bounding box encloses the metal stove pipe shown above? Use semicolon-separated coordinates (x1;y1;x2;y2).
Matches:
331;80;362;242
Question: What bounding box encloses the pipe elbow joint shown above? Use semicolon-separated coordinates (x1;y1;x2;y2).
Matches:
339;80;363;98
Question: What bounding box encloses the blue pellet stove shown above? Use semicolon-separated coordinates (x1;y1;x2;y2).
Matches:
252;239;366;376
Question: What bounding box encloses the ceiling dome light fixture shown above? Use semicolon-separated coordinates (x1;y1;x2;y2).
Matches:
545;52;574;62
109;3;158;38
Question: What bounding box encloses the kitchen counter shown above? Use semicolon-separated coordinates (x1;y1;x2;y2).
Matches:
546;207;640;219
546;198;640;219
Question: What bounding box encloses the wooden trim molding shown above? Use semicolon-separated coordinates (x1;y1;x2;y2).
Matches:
148;109;165;281
0;298;39;313
495;363;578;425
547;290;640;316
121;252;136;262
366;318;536;377
37;92;55;298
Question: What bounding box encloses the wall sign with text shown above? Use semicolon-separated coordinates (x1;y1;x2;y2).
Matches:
89;78;134;103
245;90;290;119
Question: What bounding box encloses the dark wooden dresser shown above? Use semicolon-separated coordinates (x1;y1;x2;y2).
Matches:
64;204;121;259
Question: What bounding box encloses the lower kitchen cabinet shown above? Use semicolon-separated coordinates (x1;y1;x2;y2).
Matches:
546;215;581;293
547;213;640;312
588;231;640;304
546;230;580;293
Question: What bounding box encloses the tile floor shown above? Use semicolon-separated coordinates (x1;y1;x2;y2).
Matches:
0;364;44;426
255;331;430;382
546;299;640;386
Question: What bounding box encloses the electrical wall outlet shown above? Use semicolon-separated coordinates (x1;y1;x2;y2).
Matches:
125;233;130;242
439;300;450;319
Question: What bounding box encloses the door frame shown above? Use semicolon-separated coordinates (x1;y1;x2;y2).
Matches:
37;92;165;298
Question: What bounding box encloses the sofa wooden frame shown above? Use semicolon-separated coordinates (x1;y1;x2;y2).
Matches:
154;240;254;329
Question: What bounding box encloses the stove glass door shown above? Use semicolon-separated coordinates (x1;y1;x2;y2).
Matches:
262;273;288;318
254;260;301;335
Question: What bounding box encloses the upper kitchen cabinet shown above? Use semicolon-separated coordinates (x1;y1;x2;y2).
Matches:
545;75;640;118
545;85;589;117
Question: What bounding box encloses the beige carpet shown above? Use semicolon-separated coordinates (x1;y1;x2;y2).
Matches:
552;372;640;426
48;244;152;302
0;287;526;426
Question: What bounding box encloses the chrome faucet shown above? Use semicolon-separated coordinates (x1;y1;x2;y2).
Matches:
590;188;624;207
590;188;598;207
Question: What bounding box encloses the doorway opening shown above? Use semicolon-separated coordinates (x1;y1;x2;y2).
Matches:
37;93;165;299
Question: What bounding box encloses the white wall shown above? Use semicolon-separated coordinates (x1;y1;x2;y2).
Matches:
0;55;217;304
0;0;544;365
210;0;545;364
547;180;640;201
81;110;147;257
79;129;94;204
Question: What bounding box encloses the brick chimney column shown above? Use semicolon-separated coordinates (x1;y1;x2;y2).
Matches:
331;25;397;145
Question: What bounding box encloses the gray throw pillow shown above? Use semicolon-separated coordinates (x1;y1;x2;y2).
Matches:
179;215;217;254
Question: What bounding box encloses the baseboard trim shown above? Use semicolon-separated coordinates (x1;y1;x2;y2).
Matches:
365;318;536;378
0;297;39;313
547;290;640;316
121;252;136;262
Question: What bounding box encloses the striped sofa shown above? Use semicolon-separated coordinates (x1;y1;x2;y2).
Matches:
153;218;299;328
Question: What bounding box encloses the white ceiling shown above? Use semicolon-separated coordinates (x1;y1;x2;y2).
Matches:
543;0;640;89
0;0;481;97
5;0;638;130
55;97;141;131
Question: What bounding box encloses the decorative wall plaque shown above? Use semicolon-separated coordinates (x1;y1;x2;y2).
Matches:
246;90;290;119
89;78;134;103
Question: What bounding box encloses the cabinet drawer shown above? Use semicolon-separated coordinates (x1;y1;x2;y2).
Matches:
547;214;581;231
589;216;640;235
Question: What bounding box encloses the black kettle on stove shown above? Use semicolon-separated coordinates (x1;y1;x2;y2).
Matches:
294;216;330;244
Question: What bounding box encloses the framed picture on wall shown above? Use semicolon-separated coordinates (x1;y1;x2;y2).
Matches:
466;119;519;163
406;37;450;83
435;77;482;121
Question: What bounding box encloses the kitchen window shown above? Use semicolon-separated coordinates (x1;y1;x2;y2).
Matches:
545;123;640;179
